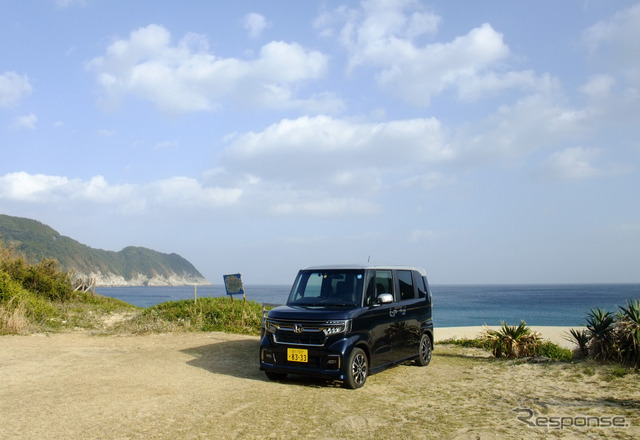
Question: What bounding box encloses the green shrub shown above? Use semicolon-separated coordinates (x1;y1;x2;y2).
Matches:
142;297;263;335
438;338;492;350
534;341;573;362
23;258;74;302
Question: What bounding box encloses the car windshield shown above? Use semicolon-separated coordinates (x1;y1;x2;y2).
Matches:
287;269;365;307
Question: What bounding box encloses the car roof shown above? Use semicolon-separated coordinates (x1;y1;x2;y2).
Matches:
301;264;427;275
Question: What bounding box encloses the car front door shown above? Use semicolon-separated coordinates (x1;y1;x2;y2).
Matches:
362;269;398;368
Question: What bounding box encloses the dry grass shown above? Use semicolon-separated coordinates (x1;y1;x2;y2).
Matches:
0;302;32;334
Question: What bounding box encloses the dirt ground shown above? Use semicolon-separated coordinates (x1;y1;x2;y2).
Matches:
1;331;638;439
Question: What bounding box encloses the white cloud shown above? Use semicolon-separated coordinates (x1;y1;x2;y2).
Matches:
0;172;70;201
224;115;453;187
318;1;549;106
243;13;269;38
0;172;241;211
580;74;615;99
460;93;589;162
10;113;37;130
333;0;442;68
0;71;33;108
149;177;242;208
87;24;333;114
583;3;640;85
271;197;378;217
541;147;609;180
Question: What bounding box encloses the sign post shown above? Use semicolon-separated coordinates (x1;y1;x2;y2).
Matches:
223;273;246;303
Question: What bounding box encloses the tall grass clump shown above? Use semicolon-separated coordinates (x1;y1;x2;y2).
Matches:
481;321;542;359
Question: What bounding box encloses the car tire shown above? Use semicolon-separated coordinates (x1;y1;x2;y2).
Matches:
416;333;432;366
344;347;368;389
265;371;287;381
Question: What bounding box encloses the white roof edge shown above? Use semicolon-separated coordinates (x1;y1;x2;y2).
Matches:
301;264;427;274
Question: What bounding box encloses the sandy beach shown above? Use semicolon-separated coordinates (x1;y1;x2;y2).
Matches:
1;328;637;439
435;326;581;349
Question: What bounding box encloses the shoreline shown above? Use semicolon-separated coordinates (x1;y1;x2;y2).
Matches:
435;325;580;349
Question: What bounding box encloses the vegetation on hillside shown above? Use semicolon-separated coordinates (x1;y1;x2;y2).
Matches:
0;242;261;335
0;213;207;284
0;242;136;334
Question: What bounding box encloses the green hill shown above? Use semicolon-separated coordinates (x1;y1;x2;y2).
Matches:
0;214;210;286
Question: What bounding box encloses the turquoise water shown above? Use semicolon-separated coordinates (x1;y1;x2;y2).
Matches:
96;283;640;327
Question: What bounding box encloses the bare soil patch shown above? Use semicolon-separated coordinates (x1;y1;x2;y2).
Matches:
1;332;638;439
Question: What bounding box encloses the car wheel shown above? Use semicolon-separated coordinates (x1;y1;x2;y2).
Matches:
265;371;287;381
416;333;432;366
344;347;368;389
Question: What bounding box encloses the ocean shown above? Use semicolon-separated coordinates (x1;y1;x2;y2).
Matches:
95;283;640;328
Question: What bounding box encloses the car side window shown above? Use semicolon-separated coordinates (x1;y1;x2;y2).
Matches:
413;271;426;298
375;270;394;300
397;270;415;301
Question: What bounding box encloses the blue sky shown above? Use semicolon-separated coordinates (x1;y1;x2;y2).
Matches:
1;0;639;285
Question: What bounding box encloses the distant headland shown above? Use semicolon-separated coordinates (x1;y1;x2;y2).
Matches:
0;213;211;287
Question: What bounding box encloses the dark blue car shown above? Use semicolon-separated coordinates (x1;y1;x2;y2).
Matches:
260;265;433;388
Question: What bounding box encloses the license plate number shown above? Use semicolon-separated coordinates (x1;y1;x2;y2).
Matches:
287;348;308;363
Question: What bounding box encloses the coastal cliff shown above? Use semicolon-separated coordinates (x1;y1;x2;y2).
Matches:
0;214;210;287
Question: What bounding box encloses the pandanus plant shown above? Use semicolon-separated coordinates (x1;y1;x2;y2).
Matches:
482;321;542;359
565;328;590;359
585;308;616;361
616;299;640;368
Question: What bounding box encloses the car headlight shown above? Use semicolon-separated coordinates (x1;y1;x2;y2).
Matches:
322;320;351;336
265;320;278;334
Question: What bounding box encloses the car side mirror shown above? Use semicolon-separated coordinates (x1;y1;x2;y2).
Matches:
377;293;393;305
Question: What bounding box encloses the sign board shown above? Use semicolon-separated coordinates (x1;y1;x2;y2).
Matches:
223;273;244;296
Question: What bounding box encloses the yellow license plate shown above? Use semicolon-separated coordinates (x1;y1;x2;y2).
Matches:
287;348;308;363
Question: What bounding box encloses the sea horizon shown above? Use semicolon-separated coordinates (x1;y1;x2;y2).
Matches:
95;282;640;328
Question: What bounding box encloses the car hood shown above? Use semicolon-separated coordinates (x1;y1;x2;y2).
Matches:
267;304;360;321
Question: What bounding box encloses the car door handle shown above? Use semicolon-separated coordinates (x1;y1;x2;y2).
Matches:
389;309;397;317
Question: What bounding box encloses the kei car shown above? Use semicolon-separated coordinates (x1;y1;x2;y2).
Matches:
259;265;433;388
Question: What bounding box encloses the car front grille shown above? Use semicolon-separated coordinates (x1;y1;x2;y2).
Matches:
268;320;327;347
275;330;326;346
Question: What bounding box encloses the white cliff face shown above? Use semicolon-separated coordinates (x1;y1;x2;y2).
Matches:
73;271;211;287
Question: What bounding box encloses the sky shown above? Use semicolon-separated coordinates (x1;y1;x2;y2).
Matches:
1;0;639;285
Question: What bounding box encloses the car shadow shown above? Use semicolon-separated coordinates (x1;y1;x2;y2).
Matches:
180;338;342;388
181;338;265;381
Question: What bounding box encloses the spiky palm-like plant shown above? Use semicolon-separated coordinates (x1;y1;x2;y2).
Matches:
565;328;590;359
616;299;640;368
585;308;616;361
482;321;542;359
